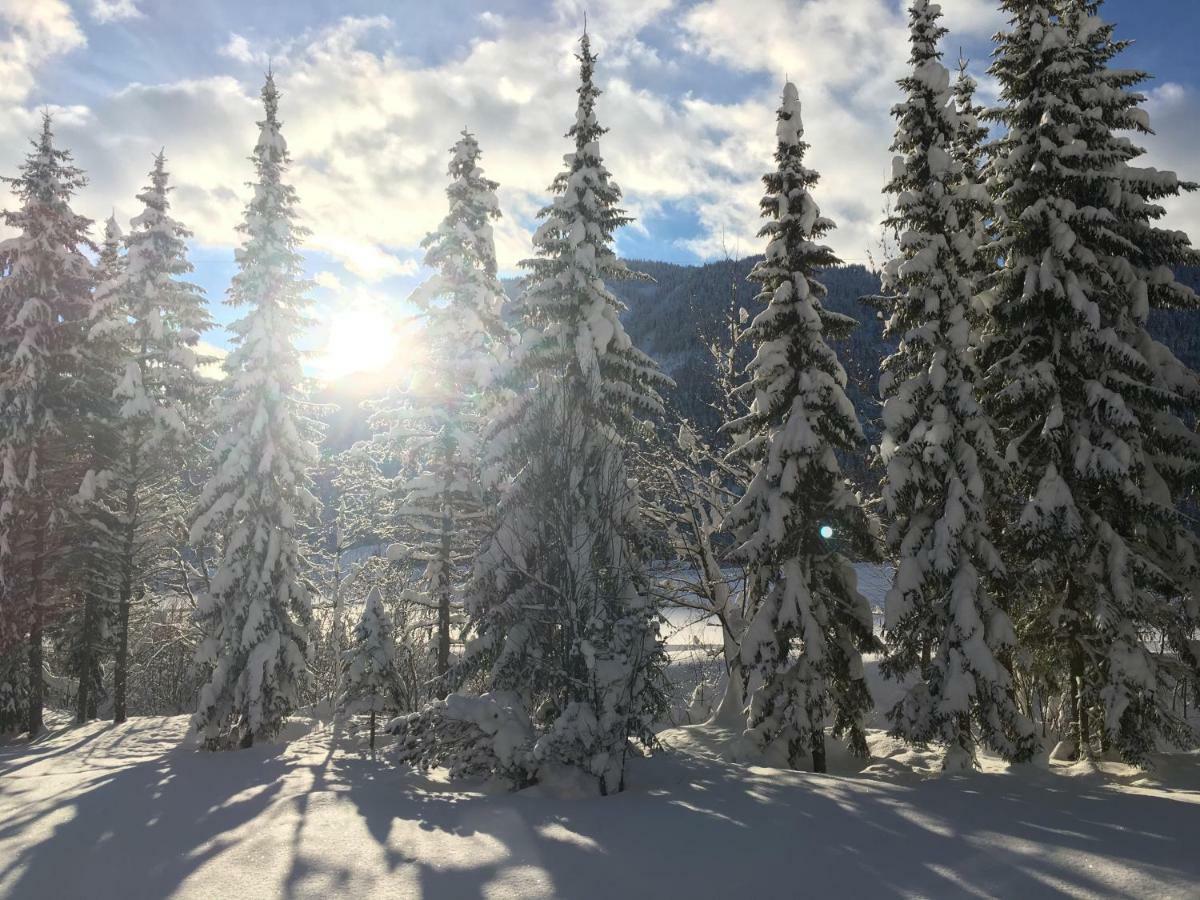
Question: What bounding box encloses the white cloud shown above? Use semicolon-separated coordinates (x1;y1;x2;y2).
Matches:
0;0;1194;294
4;3;895;277
1142;82;1200;243
0;0;85;104
24;11;727;277
313;270;344;293
89;0;143;24
936;0;1007;38
218;33;261;65
678;0;911;262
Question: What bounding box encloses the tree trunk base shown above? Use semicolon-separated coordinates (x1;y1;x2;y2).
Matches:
811;730;827;774
27;624;43;738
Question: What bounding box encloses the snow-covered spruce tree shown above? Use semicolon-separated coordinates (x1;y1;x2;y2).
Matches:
0;116;94;735
379;130;510;682
399;33;671;795
980;1;1200;763
91;152;214;724
191;74;320;750
339;586;401;750
875;0;1035;771
59;213;126;724
724;83;879;774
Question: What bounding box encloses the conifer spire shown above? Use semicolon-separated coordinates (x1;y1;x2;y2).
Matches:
876;0;1036;770
725;81;878;773
400;31;668;795
981;0;1200;763
0;114;94;736
191;74;318;750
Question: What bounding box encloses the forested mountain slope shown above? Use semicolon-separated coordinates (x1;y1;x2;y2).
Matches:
609;257;1200;447
318;259;1200;457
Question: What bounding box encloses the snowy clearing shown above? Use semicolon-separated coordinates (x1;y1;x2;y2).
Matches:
2;713;1198;899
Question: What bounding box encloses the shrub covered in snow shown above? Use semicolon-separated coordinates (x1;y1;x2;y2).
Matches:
339;588;402;750
391;691;536;786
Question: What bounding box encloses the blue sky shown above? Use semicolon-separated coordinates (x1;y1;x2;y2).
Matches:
2;0;1197;376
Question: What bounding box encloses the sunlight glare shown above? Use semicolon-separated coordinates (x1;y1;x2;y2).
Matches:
315;305;422;384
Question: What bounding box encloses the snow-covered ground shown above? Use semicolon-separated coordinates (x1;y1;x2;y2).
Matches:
3;708;1199;899
5;566;1197;899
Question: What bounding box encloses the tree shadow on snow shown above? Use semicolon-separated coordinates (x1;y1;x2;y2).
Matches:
5;722;1199;899
334;745;1200;899
1;727;294;899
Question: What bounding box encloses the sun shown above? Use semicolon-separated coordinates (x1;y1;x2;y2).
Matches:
315;306;424;384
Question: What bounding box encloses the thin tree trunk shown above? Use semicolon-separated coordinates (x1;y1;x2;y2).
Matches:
331;525;343;711
27;615;43;737
113;473;138;724
369;709;376;752
75;676;89;725
75;589;97;724
920;635;932;679
1070;646;1092;760
436;453;453;687
436;540;451;682
27;512;47;738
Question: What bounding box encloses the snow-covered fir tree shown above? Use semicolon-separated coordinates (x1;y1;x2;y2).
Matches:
375;130;510;682
876;0;1035;770
339;586;401;750
981;0;1200;763
0;116;94;735
724;82;880;774
190;74;320;750
59;213;126;724
400;32;671;794
90;152;213;724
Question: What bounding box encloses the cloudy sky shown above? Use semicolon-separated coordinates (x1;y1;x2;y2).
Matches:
3;0;1198;374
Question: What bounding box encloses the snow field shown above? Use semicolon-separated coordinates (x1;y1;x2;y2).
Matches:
2;710;1198;899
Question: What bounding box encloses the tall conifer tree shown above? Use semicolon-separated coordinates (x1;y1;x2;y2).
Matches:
191;75;319;749
725;83;879;773
877;1;1035;770
374;131;511;681
61;213;126;724
416;32;671;794
92;152;214;724
982;0;1200;762
0;116;94;735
